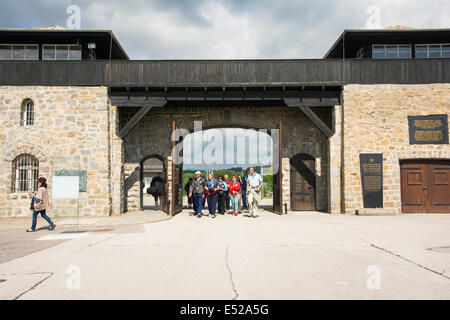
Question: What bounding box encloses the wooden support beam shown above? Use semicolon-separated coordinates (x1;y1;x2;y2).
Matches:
111;96;339;107
111;90;340;99
284;98;334;139
117;98;166;139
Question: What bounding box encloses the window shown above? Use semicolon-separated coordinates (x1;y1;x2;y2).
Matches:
69;46;82;60
415;45;427;58
42;45;82;60
21;99;35;126
443;45;450;58
372;46;385;59
12;155;39;193
415;44;450;58
372;45;411;59
399;46;411;58
0;44;38;60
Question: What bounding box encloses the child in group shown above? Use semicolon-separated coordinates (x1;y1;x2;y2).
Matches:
229;175;241;216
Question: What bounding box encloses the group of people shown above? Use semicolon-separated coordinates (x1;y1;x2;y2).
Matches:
185;167;263;219
25;168;263;232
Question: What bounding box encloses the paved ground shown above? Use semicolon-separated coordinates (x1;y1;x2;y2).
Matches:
0;206;449;300
0;210;170;229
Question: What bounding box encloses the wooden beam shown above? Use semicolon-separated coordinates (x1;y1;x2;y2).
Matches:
110;89;340;107
111;96;339;107
111;90;340;99
117;98;166;139
284;98;334;139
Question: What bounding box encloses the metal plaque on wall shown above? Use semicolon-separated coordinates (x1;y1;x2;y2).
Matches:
408;115;449;145
360;154;383;209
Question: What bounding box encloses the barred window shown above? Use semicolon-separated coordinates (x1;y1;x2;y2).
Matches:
12;154;39;193
21;99;34;126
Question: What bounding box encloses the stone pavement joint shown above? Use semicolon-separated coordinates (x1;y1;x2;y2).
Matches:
0;272;54;300
225;245;239;300
88;234;121;248
365;239;450;281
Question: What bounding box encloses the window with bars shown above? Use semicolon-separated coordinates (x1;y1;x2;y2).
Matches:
12;154;39;193
21;99;34;126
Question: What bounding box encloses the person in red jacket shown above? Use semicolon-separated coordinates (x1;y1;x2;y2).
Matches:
229;175;241;216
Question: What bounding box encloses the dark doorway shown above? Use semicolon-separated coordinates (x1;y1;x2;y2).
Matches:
400;159;450;213
140;155;167;212
290;153;316;211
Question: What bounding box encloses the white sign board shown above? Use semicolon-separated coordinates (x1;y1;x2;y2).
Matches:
52;176;80;199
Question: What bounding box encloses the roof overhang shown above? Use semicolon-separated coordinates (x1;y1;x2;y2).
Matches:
324;28;450;59
0;28;129;60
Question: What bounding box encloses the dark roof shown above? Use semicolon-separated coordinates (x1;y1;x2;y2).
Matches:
324;28;450;59
0;28;129;60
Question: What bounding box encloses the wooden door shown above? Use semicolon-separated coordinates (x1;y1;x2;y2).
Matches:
401;160;450;213
171;120;183;215
290;155;316;211
161;157;170;214
400;162;427;213
427;161;450;213
272;121;283;214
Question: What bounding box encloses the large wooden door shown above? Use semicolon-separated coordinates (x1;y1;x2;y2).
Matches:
401;160;450;213
272;121;283;214
290;154;316;211
161;157;170;214
171;120;183;215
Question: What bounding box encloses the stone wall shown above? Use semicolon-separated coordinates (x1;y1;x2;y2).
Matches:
120;105;331;213
110;106;124;215
328;105;342;214
0;86;111;217
342;84;450;215
281;158;290;212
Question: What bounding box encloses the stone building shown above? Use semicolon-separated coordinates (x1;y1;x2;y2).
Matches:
0;27;449;217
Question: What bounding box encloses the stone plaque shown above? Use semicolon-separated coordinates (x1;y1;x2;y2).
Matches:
54;170;87;192
408;115;448;145
360;154;383;209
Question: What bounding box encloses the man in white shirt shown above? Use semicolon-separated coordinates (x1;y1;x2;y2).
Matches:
247;167;263;218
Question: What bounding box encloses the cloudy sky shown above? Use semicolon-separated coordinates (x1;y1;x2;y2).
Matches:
182;128;273;169
1;0;449;59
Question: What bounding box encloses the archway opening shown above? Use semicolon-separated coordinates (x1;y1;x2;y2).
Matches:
180;126;275;214
140;155;165;211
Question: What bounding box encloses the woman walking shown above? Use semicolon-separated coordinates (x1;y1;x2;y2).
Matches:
26;177;55;232
229;175;241;216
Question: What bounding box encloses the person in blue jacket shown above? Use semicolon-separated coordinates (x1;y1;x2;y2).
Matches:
205;172;220;218
217;176;228;215
240;170;249;212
